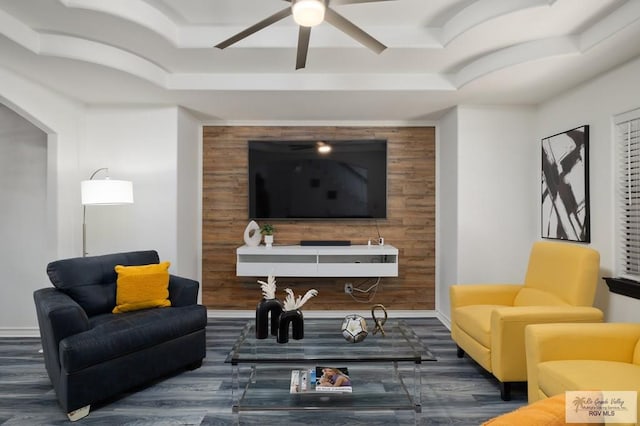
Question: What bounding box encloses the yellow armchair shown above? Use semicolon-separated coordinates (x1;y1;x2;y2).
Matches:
450;241;603;400
525;322;640;424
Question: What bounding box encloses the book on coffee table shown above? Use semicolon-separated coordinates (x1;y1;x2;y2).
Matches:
290;367;352;393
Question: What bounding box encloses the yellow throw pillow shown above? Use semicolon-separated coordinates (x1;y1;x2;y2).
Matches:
113;262;172;313
482;394;601;426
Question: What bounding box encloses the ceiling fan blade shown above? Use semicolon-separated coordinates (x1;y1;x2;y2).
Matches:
330;0;396;5
323;8;386;54
296;26;311;70
215;8;292;49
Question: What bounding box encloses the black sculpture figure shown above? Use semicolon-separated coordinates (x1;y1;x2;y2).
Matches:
277;309;304;343
255;298;283;339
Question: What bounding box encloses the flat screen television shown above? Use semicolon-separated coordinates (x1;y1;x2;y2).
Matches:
248;139;387;219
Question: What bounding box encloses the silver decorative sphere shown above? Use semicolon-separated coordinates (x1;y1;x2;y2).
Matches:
341;314;368;343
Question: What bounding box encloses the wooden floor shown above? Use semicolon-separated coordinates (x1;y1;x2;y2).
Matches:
0;318;526;425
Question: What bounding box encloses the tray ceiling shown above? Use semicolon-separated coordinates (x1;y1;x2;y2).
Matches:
0;0;639;121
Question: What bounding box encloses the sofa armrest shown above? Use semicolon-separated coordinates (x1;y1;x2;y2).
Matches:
450;284;522;309
525;322;640;403
168;275;200;307
34;288;90;344
489;306;603;383
33;288;90;381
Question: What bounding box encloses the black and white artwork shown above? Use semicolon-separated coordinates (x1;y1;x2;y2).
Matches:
541;125;590;242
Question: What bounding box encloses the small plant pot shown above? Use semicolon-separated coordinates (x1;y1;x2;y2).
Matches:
264;235;274;247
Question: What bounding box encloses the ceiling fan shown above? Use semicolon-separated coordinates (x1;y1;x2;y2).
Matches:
215;0;395;70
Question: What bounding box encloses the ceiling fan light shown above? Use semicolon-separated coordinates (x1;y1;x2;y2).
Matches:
292;0;326;27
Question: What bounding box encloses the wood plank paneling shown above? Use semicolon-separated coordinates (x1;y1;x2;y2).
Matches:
202;126;435;310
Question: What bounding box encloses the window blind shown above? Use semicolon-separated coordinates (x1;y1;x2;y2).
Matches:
616;109;640;278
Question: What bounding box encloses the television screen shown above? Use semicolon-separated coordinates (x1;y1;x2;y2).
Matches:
248;140;387;219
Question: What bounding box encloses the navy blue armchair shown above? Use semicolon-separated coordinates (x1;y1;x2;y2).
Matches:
34;250;207;421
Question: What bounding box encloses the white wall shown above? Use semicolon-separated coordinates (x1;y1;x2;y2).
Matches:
176;108;201;281
0;67;84;334
457;106;538;282
537;56;640;322
82;107;180;266
81;106;201;279
0;67;83;261
437;105;538;323
0;104;47;330
436;108;458;321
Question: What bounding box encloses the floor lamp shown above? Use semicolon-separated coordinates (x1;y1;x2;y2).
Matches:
81;167;134;257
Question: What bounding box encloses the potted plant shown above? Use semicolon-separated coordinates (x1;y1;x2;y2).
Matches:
261;223;275;247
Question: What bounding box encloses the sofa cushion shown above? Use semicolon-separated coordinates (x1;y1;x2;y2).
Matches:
538;360;640;398
59;305;207;373
513;288;568;307
113;262;171;313
454;305;506;348
47;251;160;316
482;394;598;426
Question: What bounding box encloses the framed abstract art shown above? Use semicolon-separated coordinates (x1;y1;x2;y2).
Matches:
541;125;590;242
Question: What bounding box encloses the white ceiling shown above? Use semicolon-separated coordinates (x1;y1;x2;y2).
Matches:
1;0;639;122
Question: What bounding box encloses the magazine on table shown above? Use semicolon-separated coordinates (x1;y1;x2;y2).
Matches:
290;367;352;393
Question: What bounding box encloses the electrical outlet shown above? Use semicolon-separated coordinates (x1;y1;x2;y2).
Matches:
344;283;353;294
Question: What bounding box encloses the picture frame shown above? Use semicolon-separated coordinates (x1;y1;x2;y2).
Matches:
541;125;590;242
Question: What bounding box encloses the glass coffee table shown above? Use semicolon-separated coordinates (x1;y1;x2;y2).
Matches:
225;318;435;421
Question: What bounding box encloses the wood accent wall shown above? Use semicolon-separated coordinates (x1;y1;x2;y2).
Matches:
202;126;435;310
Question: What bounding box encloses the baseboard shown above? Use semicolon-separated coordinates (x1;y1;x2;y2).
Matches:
0;327;40;338
436;311;452;330
207;309;438;319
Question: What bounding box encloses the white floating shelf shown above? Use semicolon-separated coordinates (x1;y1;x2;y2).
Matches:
236;244;399;277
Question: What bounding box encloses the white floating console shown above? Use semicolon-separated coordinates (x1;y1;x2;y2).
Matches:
236;244;399;277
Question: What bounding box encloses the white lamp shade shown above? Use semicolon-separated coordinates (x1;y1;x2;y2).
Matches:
292;0;325;27
81;179;134;205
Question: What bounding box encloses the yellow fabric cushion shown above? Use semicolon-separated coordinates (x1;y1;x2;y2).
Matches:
482;394;599;426
112;262;171;313
454;305;506;348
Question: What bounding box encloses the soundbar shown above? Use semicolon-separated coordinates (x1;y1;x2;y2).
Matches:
300;240;351;246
